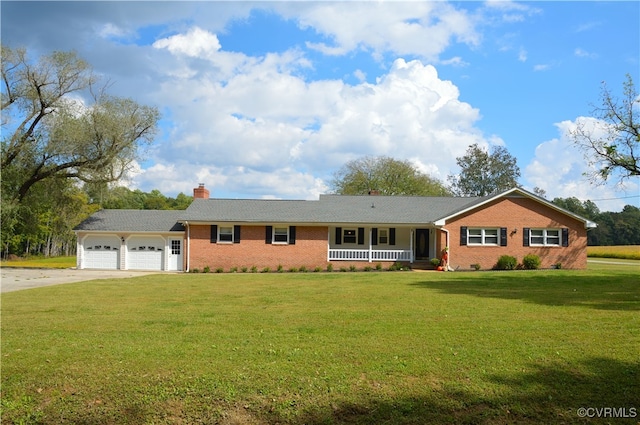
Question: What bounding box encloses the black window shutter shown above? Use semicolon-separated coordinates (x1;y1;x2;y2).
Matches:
371;228;378;246
390;228;396;246
500;227;508;246
523;228;530;247
562;228;569;247
210;225;218;243
335;227;342;245
357;227;365;245
265;226;273;244
289;226;296;245
460;226;467;246
233;225;241;244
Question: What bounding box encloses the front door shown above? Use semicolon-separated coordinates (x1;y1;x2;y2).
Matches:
414;229;430;260
169;238;183;271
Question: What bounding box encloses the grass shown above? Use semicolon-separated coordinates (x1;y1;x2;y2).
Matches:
0;256;76;269
1;267;639;424
587;245;640;260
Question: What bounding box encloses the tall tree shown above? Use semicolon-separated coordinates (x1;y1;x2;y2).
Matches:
330;156;451;196
447;143;521;196
1;45;160;202
570;74;639;184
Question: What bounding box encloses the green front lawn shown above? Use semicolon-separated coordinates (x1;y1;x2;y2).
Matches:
1;268;638;424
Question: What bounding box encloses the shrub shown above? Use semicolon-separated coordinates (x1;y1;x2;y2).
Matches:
241;266;248;273
288;267;299;273
339;267;348;272
522;254;541;270
230;267;238;273
250;266;258;273
215;267;224;273
349;265;357;272
375;263;383;271
495;255;518;270
191;268;200;273
203;265;211;273
261;267;271;273
363;266;373;272
326;264;333;272
471;263;481;271
314;266;322;273
299;266;308;273
277;264;284;273
430;258;441;268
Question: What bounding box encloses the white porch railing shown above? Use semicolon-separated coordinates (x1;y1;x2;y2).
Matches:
329;249;412;262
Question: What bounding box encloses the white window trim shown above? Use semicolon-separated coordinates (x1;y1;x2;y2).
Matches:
530;228;561;247
467;228;499;246
218;226;234;244
272;226;290;245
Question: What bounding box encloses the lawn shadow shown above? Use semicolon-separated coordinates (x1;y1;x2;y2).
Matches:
257;357;639;424
410;271;640;311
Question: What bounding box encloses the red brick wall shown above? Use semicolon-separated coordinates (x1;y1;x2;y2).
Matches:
445;196;588;270
188;224;402;271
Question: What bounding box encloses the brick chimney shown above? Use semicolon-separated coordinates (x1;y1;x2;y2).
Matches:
193;183;210;199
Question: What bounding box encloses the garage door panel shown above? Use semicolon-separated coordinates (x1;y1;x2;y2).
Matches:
84;236;120;269
127;237;164;271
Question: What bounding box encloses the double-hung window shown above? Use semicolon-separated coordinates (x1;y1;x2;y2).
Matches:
343;229;357;244
378;228;389;245
467;228;499;245
218;226;233;243
530;229;560;246
273;227;289;244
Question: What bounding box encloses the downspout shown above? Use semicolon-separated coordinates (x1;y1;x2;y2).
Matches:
185;221;190;272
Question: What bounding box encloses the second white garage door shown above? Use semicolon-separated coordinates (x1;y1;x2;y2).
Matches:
126;236;164;270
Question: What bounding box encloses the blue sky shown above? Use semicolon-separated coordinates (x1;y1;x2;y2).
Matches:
2;1;638;211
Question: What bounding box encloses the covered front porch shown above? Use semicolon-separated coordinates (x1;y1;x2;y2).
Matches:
327;226;440;263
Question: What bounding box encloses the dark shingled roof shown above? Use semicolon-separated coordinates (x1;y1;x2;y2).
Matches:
179;194;488;225
74;210;185;232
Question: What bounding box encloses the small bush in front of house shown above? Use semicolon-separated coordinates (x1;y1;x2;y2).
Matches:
277;264;284;273
288;267;299;273
299;266;308;273
339;267;348;272
314;266;322;272
522;254;541;270
375;263;383;271
215;267;224;273
241;266;248;273
363;266;373;272
326;264;334;272
430;258;441;268
203;266;211;273
191;268;200;273
250;266;258;273
495;255;518;270
261;267;271;273
349;265;357;272
230;267;238;273
471;263;481;271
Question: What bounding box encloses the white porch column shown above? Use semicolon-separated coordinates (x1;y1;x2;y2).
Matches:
368;228;372;262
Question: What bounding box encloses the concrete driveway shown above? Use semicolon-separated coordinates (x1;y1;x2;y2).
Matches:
1;268;157;293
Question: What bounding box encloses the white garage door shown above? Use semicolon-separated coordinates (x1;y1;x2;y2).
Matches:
127;237;164;271
83;236;120;269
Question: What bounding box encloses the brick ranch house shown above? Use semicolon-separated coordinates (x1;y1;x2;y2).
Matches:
74;185;596;272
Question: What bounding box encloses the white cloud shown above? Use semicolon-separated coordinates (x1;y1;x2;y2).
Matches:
523;119;639;211
278;2;479;62
574;48;598;59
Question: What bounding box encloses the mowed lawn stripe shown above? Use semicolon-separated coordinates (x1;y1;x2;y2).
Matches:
2;270;638;424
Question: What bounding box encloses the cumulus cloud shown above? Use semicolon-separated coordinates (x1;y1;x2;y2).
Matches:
277;2;479;62
524;119;639;211
143;27;496;198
